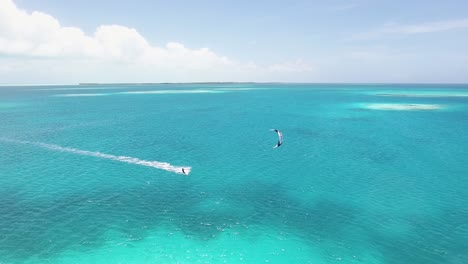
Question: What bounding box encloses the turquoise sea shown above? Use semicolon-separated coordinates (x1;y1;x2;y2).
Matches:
1;83;468;263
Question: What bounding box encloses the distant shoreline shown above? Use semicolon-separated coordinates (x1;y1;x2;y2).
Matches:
78;82;260;86
78;82;468;86
1;82;468;87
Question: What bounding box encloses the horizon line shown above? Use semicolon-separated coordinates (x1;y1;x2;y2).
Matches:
1;82;468;87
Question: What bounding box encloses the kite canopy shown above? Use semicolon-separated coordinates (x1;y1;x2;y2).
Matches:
270;129;283;148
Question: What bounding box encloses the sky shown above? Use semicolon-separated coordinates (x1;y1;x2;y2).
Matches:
1;0;468;84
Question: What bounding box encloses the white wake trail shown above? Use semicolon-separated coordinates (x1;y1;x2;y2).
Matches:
0;138;191;175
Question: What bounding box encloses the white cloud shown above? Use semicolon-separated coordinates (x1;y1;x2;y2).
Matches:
0;0;313;83
353;18;468;39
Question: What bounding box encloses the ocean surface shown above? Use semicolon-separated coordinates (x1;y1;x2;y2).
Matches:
1;83;467;264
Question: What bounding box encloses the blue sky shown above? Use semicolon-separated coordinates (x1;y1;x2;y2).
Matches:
2;0;468;83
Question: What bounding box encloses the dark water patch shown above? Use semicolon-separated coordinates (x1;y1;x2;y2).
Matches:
221;181;358;241
367;207;468;264
0;180;359;262
354;144;399;165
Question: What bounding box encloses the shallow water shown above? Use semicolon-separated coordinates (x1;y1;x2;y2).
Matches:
1;83;468;263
